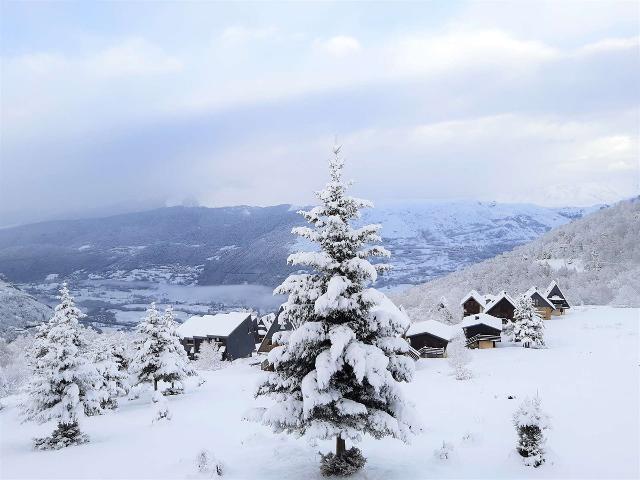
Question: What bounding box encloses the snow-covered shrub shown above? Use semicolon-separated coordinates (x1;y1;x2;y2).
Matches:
131;304;194;393
447;334;472;380
21;284;99;449
434;441;454;460
0;335;32;397
320;447;366;477
513;296;545;348
195;341;224;371
90;335;129;409
195;449;224;476
513;394;550;467
152;391;171;423
255;147;420;474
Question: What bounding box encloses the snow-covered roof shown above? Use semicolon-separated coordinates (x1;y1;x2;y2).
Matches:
405;320;457;341
484;291;516;313
460;289;485;306
544;280;561;298
523;287;556;309
177;312;251;339
461;313;503;331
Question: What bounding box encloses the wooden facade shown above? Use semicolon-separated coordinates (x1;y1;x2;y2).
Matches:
407;331;449;351
485;297;515;322
462;298;483;317
545;281;571;315
524;288;556;320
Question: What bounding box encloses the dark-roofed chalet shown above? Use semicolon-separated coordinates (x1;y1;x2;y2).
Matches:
484;291;516;322
405;320;455;358
545;280;571;315
460;290;485;317
461;313;502;349
258;307;292;354
524;287;556;320
177;312;255;361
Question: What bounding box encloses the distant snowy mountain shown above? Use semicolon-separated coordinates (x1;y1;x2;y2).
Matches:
394;197;639;321
0;280;52;340
0;201;599;289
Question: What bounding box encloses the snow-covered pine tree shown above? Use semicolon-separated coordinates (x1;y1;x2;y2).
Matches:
447;333;472;380
195;341;224;371
436;296;455;325
90;335;129;409
21;284;97;449
255;147;420;475
131;304;194;393
513;296;545;348
513;394;550;467
108;331;133;395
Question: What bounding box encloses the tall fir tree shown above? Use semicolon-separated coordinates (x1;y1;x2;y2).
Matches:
131;304;194;393
255;147;420;475
513;296;545;348
21;284;102;449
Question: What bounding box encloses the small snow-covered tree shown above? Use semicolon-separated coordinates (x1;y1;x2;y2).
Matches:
513;296;545;348
254;147;420;475
447;333;472;380
436;296;455;325
90;335;129;409
195;341;224;371
513;394;550;467
131;304;194;393
21;284;98;449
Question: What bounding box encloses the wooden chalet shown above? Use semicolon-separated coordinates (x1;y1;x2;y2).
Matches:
523;287;556;320
177;312;255;361
460;290;485;317
405;320;457;358
255;313;276;342
484;291;516;322
461;313;502;349
545;280;571;315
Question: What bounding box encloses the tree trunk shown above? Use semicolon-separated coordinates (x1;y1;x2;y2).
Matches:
336;436;345;457
153;378;158;391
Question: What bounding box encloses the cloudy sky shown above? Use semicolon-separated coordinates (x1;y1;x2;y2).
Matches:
1;1;638;225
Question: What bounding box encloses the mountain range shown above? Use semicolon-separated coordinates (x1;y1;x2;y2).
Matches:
0;201;600;289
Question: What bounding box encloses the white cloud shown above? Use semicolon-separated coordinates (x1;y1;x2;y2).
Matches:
387;29;559;75
576;36;640;56
313;35;362;57
87;38;183;77
220;25;278;44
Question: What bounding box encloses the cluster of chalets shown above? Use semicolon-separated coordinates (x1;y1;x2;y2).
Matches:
404;281;570;359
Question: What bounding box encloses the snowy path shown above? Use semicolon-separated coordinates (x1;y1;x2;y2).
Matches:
1;306;638;479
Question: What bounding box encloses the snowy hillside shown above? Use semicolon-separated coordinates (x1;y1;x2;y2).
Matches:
1;306;637;479
0;280;52;340
395;198;639;321
0;201;596;288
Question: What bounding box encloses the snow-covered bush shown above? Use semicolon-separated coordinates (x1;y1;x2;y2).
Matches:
195;342;224;371
319;447;366;477
447;334;472;380
195;449;224;476
131;304;194;393
513;394;550;467
434;441;454;460
152;391;171;423
436;297;455;324
255;147;420;475
513;296;545;348
21;284;98;449
0;335;32;398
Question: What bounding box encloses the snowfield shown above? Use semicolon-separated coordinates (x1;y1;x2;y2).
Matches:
1;306;638;479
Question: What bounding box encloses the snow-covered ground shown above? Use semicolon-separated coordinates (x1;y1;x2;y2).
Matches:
1;306;638;479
